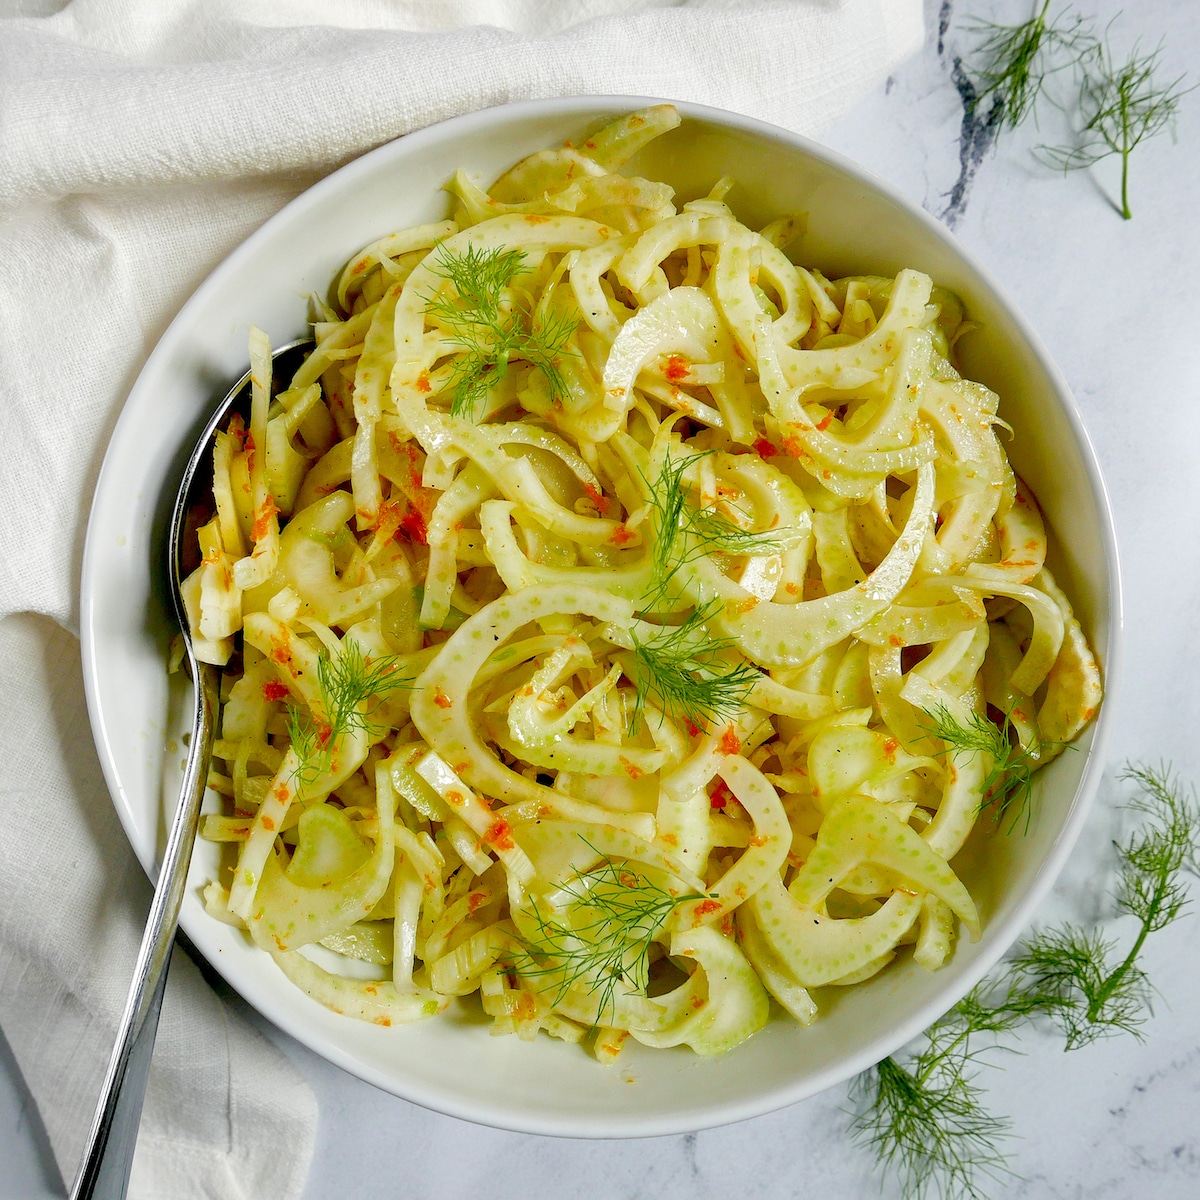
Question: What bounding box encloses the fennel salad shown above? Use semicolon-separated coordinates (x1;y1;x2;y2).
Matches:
179;105;1102;1060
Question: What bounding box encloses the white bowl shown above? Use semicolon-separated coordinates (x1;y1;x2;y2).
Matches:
80;97;1121;1137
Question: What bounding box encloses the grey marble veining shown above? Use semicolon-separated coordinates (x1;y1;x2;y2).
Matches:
4;1;1198;1197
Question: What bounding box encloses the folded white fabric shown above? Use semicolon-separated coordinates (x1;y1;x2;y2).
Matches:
0;615;319;1200
0;1;923;1197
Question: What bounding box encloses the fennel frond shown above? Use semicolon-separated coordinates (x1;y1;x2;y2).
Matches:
850;1021;1015;1200
852;762;1200;1197
425;243;577;418
965;0;1094;130
1037;40;1191;219
286;641;410;787
1001;762;1200;1046
643;449;789;610
513;853;703;1021
630;604;760;732
922;704;1042;829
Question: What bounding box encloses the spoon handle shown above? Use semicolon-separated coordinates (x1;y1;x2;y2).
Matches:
70;653;219;1200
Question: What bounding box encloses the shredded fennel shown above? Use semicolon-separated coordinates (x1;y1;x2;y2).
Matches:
183;104;1102;1061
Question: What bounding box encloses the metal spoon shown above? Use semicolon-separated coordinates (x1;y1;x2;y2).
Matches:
70;339;314;1200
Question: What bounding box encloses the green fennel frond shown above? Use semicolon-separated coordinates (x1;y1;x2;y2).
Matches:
512;853;704;1022
318;639;410;736
1000;762;1200;1047
286;641;411;788
1004;924;1148;1049
965;0;1095;130
922;703;1043;829
1117;762;1200;928
962;5;1190;219
285;703;326;792
644;451;696;601
689;506;790;557
1037;40;1191;219
852;761;1200;1196
425;243;578;419
630;604;761;732
643;449;791;611
431;242;525;313
850;1022;1015;1200
524;303;578;402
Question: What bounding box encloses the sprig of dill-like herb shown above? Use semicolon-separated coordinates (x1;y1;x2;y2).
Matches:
513;853;704;1022
1037;40;1192;219
965;0;1094;129
851;762;1200;1199
284;703;325;791
644;450;699;600
690;506;790;557
630;450;783;729
1001;762;1200;1046
962;4;1189;220
630;603;761;732
286;641;410;788
923;703;1044;829
850;1017;1016;1200
424;243;577;419
643;449;790;610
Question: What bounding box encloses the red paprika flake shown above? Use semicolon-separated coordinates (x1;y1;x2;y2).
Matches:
482;819;515;851
262;680;290;702
251;497;279;542
752;436;779;459
397;507;428;546
584;482;612;515
663;354;690;383
709;780;733;810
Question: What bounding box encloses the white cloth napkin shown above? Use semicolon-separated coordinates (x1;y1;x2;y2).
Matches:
0;1;923;1196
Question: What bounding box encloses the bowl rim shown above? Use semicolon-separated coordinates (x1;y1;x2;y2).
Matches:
79;93;1123;1137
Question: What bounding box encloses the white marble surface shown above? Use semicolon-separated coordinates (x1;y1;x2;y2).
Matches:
4;1;1199;1196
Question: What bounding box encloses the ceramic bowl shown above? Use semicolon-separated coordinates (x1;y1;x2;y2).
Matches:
80;96;1121;1137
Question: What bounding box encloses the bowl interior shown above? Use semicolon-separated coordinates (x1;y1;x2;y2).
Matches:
81;97;1118;1137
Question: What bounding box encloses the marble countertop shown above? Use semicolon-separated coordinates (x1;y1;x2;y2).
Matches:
4;1;1198;1196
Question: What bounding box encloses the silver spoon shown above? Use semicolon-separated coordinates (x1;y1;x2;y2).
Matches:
70;339;314;1200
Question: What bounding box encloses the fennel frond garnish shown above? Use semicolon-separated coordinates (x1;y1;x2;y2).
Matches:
627;450;780;730
965;0;1093;129
1037;40;1192;220
645;450;789;606
851;762;1200;1199
514;854;704;1021
630;603;761;732
923;704;1043;829
962;3;1189;219
425;243;577;419
286;641;411;787
849;1015;1016;1200
1003;762;1200;1046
